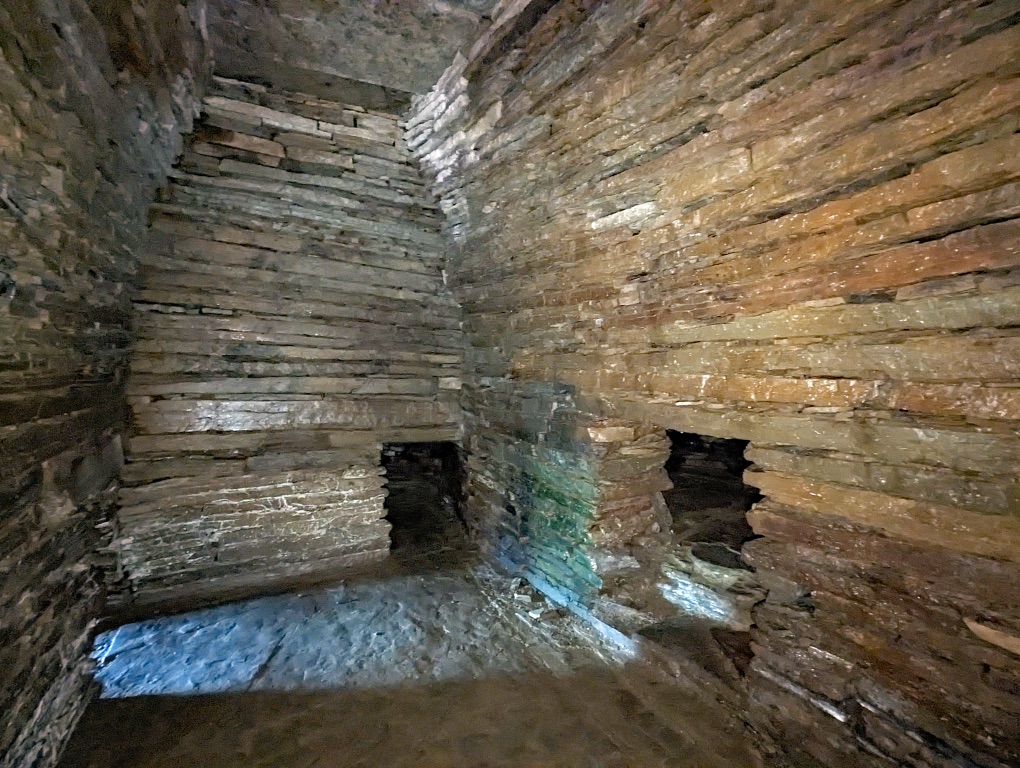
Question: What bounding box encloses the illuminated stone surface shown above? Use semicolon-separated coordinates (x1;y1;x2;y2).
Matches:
409;1;1020;765
91;568;619;698
67;502;754;768
107;76;463;611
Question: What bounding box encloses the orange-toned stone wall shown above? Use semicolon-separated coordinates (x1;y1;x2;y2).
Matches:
411;1;1020;765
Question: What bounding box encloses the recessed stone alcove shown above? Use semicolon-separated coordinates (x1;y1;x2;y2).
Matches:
381;441;469;571
663;430;760;566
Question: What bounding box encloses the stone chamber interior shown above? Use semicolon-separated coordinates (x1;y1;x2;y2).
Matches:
2;1;1019;767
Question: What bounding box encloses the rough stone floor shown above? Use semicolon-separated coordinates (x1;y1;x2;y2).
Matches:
59;479;755;768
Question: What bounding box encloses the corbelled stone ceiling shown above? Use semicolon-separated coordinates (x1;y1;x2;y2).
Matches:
207;0;497;104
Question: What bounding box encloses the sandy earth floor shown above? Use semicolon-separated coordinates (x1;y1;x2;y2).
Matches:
61;664;754;768
60;477;756;768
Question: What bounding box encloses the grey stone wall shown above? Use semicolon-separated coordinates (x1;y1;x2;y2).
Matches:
107;76;463;612
207;0;496;97
0;2;209;765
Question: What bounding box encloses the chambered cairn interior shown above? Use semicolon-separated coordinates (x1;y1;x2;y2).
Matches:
2;1;1019;767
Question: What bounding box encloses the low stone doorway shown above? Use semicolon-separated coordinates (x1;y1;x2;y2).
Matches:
662;431;761;569
381;441;471;572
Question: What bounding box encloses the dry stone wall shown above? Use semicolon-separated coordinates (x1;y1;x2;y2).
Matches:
411;1;1020;766
465;381;672;613
0;1;209;766
110;77;463;611
207;0;497;99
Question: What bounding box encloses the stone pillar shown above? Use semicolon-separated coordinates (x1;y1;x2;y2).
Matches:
462;381;672;612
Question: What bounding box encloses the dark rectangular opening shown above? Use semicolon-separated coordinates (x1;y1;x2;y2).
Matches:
381;441;470;572
640;431;763;679
662;431;761;569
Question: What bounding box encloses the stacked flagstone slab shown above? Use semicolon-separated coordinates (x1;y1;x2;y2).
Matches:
410;1;1020;765
466;381;672;612
0;2;209;766
206;0;498;99
108;76;462;610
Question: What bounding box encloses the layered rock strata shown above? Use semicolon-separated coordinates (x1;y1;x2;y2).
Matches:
465;382;672;612
410;1;1020;765
0;1;210;765
109;77;463;610
207;0;497;98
